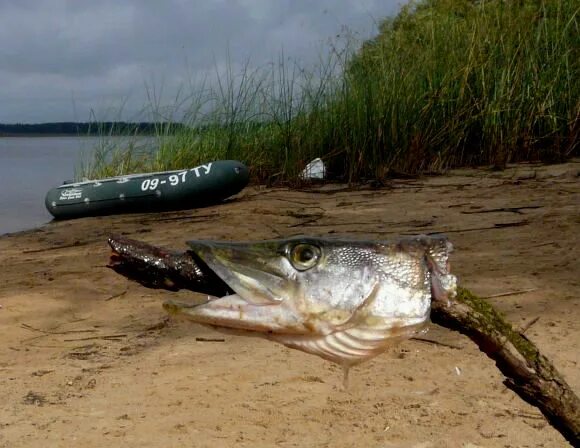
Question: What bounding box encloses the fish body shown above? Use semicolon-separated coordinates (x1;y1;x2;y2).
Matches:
109;235;456;368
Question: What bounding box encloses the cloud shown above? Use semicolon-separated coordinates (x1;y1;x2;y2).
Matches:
0;0;400;122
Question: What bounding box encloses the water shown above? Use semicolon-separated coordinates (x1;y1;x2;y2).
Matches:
0;136;111;235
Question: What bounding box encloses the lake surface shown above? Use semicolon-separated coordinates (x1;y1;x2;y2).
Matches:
0;136;120;235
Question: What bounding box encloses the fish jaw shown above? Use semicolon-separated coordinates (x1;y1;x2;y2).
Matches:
165;239;317;334
185;239;299;306
165;236;456;366
163;295;309;334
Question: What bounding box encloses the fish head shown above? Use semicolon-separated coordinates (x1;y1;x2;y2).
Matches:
164;235;456;366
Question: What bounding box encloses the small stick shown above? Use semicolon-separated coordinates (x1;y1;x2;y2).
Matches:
288;216;324;228
429;221;529;234
460;205;542;215
63;334;127;342
342;365;351;390
294;187;357;195
21;323;97;335
105;290;128;301
484;288;538;299
520;316;541;334
412;336;462;350
394;182;476;189
505;407;547;420
144;318;170;332
530;241;556;248
22;240;94;254
139;214;217;224
195;337;225;342
447;202;473;208
270;198;321;206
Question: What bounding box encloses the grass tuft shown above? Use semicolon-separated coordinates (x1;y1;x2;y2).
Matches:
80;0;579;182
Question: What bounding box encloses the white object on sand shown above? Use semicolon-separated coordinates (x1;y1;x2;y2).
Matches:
301;158;326;180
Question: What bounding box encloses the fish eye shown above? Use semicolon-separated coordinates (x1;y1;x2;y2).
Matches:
288;243;321;271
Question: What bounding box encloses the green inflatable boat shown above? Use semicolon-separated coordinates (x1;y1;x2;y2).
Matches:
45;160;249;219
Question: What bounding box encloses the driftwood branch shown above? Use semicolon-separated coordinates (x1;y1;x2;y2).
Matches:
460;205;542;215
431;287;580;445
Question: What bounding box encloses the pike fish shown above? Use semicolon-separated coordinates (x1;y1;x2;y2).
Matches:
108;235;456;375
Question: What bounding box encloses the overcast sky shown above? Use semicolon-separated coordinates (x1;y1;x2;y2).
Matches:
0;0;401;123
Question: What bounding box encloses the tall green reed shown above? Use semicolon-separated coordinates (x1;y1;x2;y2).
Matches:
80;0;579;183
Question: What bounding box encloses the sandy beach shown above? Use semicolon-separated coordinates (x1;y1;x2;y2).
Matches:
1;161;578;447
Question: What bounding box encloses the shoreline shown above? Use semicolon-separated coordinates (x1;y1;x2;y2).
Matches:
2;158;576;239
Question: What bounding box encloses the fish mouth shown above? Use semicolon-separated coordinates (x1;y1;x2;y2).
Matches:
185;239;295;303
107;236;303;333
161;239;306;333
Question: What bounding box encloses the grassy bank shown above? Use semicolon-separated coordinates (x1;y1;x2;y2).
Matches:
81;0;579;182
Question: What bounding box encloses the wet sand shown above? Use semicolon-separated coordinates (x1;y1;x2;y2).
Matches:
1;161;578;447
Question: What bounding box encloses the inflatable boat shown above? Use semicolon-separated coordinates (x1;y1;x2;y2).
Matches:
45;160;249;219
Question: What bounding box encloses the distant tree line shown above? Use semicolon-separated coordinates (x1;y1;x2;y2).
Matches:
0;122;186;136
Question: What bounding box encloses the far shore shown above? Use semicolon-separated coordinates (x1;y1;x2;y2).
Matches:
0;133;95;138
0;133;155;138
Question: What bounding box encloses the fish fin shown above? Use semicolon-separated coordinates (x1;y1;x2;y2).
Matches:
334;279;382;330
